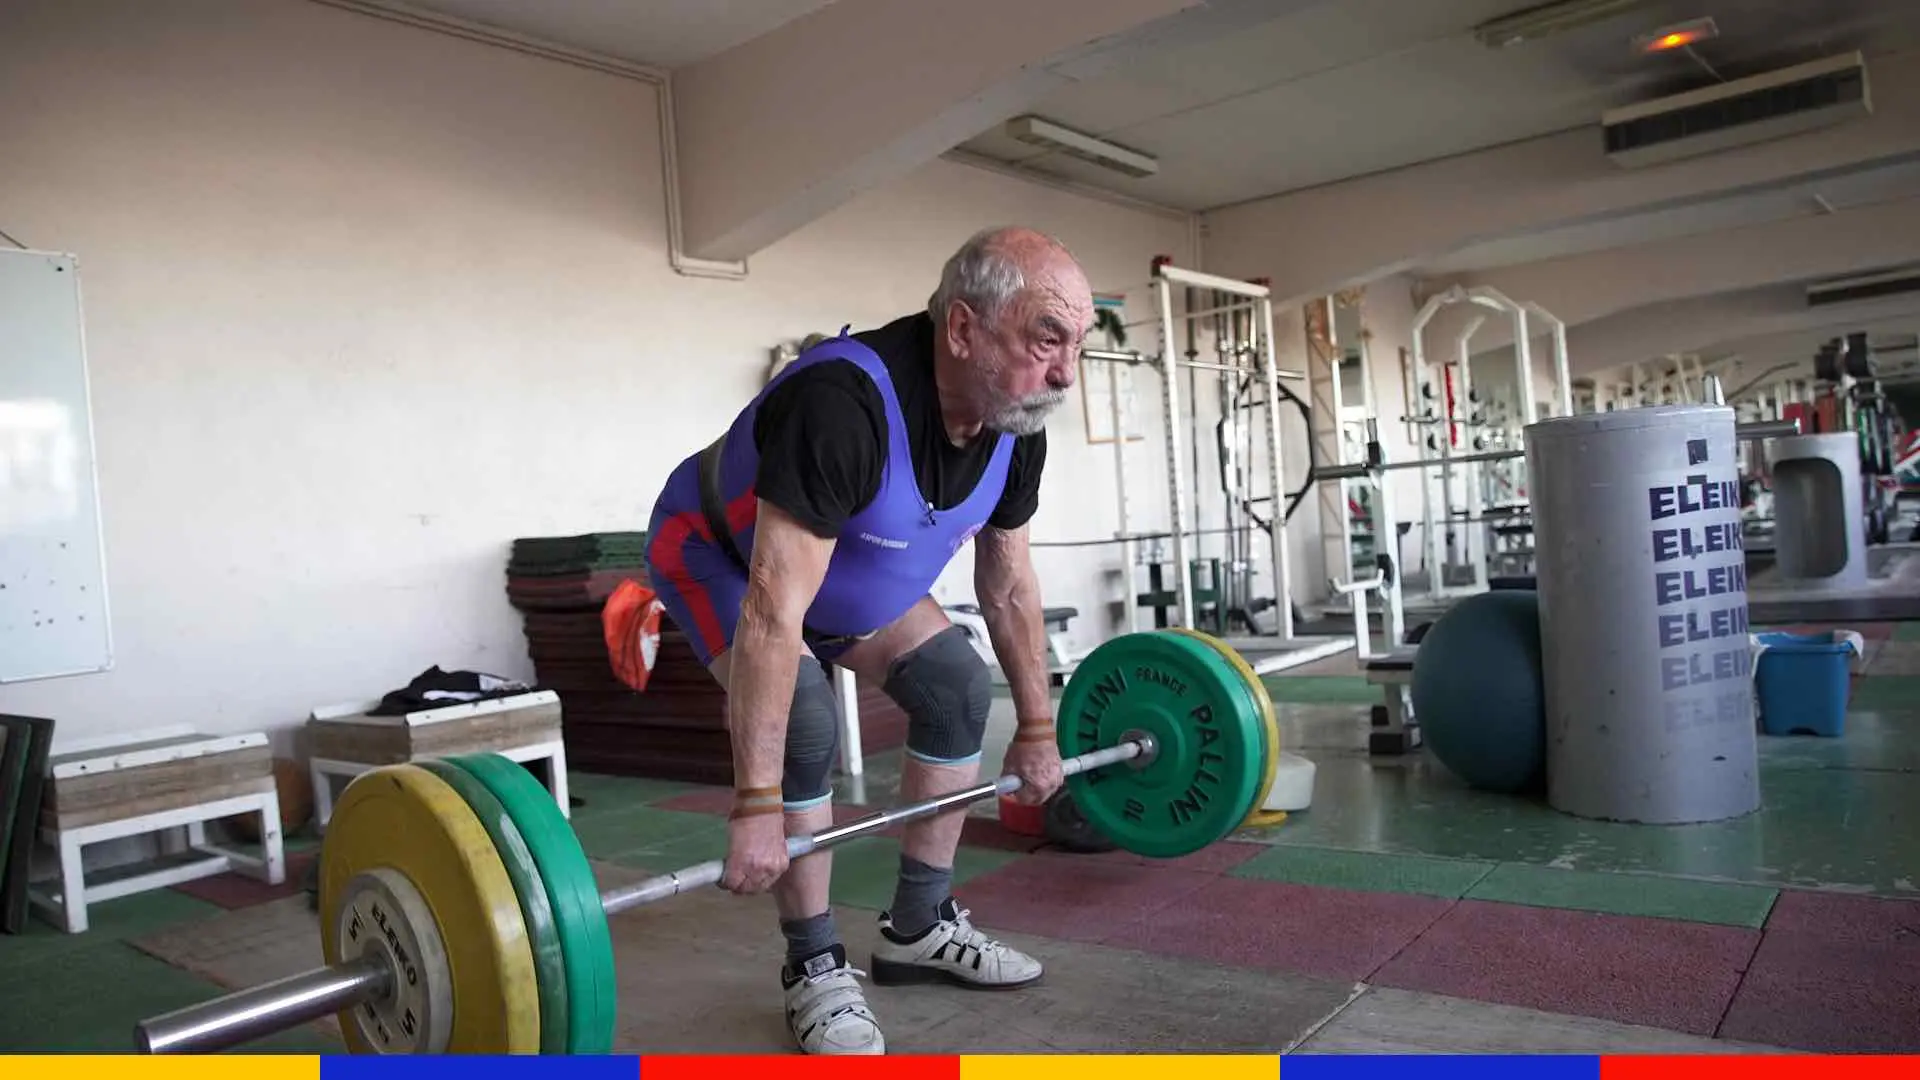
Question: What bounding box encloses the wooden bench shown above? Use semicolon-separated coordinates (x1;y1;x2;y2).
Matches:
31;726;284;934
306;690;569;830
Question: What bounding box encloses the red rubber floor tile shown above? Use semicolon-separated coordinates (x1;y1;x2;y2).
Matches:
1033;839;1265;875
1371;898;1760;1035
1718;930;1920;1051
171;851;317;910
1763;888;1920;944
957;815;1049;853
1101;874;1454;983
954;854;1218;942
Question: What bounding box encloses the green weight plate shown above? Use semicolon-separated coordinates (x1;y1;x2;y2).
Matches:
1167;627;1281;823
1058;630;1267;858
448;753;617;1055
418;760;570;1055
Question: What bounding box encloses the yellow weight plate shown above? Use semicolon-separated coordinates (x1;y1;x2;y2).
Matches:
319;764;541;1054
1167;628;1282;824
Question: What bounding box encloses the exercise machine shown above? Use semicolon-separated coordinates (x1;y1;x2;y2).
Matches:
1079;258;1356;675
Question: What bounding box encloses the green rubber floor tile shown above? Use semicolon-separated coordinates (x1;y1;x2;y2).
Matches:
1262;753;1920;896
570;805;726;861
0;941;339;1053
1890;621;1920;643
1230;844;1495;899
825;835;1025;912
601;826;733;873
1259;675;1379;704
1847;675;1920;712
0;888;220;970
1464;863;1779;927
1863;640;1920;676
568;771;701;814
1762;711;1920;773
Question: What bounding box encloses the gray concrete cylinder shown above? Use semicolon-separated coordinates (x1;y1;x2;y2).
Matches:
1525;404;1760;824
1768;432;1869;589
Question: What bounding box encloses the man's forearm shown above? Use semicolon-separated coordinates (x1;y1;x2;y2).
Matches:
980;568;1054;727
725;608;804;795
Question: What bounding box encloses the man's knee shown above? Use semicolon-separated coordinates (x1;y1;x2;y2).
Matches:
782;658;842;810
883;625;992;766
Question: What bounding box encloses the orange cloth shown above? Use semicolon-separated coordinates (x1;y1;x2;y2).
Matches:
601;578;665;691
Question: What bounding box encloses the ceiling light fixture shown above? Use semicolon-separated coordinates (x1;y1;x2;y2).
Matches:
1474;0;1656;49
1004;115;1159;179
1636;16;1719;53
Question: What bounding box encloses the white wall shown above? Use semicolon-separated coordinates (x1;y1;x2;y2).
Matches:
0;0;1192;750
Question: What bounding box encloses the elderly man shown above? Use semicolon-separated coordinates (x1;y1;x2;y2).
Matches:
642;226;1091;1054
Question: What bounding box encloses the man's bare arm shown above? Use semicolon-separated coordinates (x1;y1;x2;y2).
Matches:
728;501;836;792
973;523;1053;727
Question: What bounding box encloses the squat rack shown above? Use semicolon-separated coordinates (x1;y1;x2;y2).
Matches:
1080;258;1355;675
1405;285;1572;602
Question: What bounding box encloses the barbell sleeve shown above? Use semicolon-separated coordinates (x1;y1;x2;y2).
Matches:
136;953;391;1055
132;734;1158;1055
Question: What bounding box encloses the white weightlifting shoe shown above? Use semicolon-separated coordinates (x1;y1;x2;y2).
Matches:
781;944;886;1055
870;898;1044;990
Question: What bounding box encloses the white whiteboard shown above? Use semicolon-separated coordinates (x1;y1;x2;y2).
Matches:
1;248;113;683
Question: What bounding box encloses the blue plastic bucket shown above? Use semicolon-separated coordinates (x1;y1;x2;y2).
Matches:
1752;631;1854;738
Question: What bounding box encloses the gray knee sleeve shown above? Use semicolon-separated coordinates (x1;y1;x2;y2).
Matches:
782;658;841;810
883;625;992;765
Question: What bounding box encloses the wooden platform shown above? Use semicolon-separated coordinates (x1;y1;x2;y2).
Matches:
305;690;569;829
307;690;563;764
31;726;283;933
41;731;274;831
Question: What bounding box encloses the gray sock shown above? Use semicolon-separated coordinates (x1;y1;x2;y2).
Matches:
780;911;839;967
886;854;954;937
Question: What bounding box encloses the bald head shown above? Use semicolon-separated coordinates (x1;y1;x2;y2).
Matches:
929;226;1092;436
928;226;1084;327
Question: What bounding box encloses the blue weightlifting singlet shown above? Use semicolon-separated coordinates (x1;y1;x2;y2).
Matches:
644;330;1014;664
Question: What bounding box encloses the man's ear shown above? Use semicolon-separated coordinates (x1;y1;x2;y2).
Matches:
945;300;975;360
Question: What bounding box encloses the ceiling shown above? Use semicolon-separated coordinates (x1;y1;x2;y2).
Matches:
397;0;836;69
1418;155;1920;276
958;0;1920;211
347;0;1920;382
367;1;1920;215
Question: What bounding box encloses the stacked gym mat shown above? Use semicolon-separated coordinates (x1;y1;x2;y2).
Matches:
0;714;55;934
506;532;908;784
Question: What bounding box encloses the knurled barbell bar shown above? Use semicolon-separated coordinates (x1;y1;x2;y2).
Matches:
133;627;1280;1056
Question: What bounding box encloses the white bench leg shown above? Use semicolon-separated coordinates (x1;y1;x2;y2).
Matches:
58;833;88;933
546;744;571;819
256;793;286;886
834;664;864;779
310;759;337;831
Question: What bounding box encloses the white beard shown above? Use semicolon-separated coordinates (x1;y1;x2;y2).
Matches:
985;388;1066;435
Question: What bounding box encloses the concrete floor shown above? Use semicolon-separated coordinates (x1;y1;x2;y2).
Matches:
1;619;1916;1055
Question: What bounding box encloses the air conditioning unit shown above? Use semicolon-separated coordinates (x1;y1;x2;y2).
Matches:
1602;51;1870;168
1807;265;1920;308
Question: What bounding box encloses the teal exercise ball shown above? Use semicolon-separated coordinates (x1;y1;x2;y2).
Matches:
1410;589;1546;794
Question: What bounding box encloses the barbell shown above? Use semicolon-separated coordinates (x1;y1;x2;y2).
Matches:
134;627;1281;1055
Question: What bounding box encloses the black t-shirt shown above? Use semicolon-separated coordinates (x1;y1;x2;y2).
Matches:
751;313;1047;540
